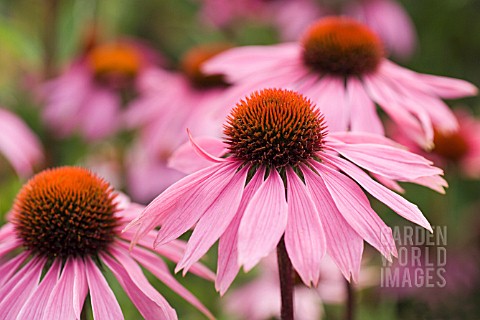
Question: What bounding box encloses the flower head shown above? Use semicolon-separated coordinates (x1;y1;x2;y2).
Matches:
40;39;162;140
128;89;445;295
204;17;477;147
0;166;213;319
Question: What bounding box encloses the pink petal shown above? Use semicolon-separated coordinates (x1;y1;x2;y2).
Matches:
0;251;28;287
127;243;214;319
85;257;123;320
102;247;177;320
0;258;46;318
186;129;228;163
302;167;363;282
347;78;384;135
203;43;300;83
169;136;227;174
328;131;403;148
176;166;249;274
284;168;326;286
323;153;432;232
153;163;241;247
126;162;230;245
80;88;120;140
330;142;443;180
238;169;288;271
411;175;448;194
73;259;89;319
17;260;61;319
418;73;478;99
306;76;349;131
43;258;82;320
314;162;397;261
216;168;265;295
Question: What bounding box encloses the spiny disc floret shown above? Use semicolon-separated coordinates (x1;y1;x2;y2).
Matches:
302;17;384;76
13;167;119;259
224;88;326;168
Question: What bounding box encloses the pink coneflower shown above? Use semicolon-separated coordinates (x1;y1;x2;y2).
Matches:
0;108;43;177
127;89;445;297
0;167;213;319
123;44;233;201
390;109;480;179
40;39;162;140
204;17;477;147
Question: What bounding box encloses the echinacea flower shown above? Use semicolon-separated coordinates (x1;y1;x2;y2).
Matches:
204;17;477;147
0;167;213;319
0;107;43;177
390;109;480;179
127;88;445;295
123;44;233;201
40;39;162;140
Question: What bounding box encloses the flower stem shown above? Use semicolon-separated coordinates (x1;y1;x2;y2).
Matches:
277;236;294;320
345;279;355;320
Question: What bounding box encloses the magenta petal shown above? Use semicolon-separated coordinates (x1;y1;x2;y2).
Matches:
176;166;249;274
85;257;124;320
302;167;363;282
17;260;61;319
315;162;397;261
102;247;177;320
284;168;326;286
128;244;214;319
331;142;443;180
347;78;384;135
216;168;265;295
153;163;240;247
126;162;230;245
238;169;288;271
0;251;28;287
323;153;432;232
0;258;46;318
73;258;89;319
169;136;227;174
43;258;82;320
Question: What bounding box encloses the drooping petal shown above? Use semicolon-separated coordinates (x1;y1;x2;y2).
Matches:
330;141;443;180
73;258;88;320
176;166;249;274
125;162;230;245
314;162;397;261
216;168;265;295
302;167;363;282
124;242;214;320
102;248;177;320
238;169;288;271
346;78;384;135
0;258;46;318
284;168;326;286
153;162;241;247
17;260;61;320
322;153;432;231
43;258;81;320
85;257;124;320
0;251;28;287
186;129;229;164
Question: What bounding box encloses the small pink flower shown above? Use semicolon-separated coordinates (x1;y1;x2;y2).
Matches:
40;39;162;141
390;109;480;179
0;167;213;319
127;89;445;295
204;17;477;147
123;44;235;201
0;108;43;177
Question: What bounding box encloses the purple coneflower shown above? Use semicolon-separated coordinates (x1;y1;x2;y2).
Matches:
127;89;445;299
204;17;477;147
0;167;213;319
